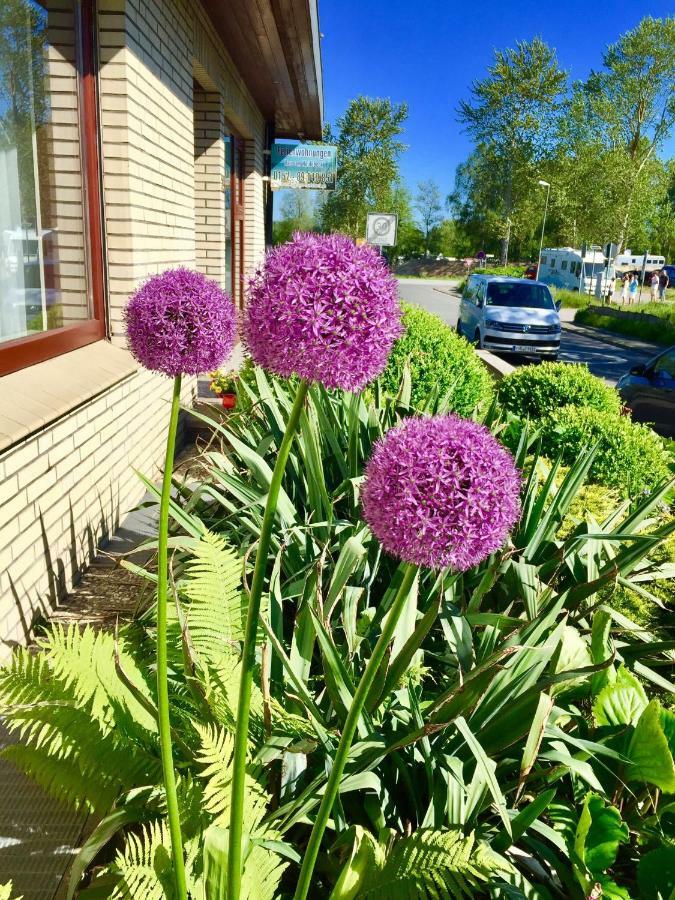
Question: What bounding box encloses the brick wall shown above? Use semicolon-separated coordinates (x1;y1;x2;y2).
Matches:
0;0;268;656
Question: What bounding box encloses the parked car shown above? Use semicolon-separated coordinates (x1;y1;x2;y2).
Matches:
617;346;675;437
523;264;537;280
661;264;675;284
457;275;561;360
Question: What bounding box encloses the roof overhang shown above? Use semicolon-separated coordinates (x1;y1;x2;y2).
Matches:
202;0;324;139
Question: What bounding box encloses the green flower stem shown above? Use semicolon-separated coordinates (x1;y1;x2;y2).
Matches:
157;374;187;900
228;377;310;900
293;562;419;900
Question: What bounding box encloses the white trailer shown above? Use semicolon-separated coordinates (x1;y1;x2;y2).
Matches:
537;247;614;294
614;251;665;274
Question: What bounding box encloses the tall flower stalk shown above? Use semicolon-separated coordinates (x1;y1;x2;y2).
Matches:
228;233;401;899
227;377;309;899
155;373;187;899
294;414;522;898
125;268;236;899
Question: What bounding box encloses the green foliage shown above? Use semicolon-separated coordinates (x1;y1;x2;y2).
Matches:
379;303;494;412
545;405;670;495
576;304;675;346
552;288;592;309
2;368;674;898
319;96;408;238
0;884;21;900
331;827;511;899
637;846;675;900
573;793;629;896
498;361;621;421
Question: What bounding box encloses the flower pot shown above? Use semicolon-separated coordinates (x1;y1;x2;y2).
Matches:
221;392;236;410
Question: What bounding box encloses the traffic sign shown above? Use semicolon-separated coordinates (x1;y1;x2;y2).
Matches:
366;213;398;247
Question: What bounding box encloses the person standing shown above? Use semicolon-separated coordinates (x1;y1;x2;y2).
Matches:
620;272;630;304
659;268;670;301
650;270;660;301
628;273;638;304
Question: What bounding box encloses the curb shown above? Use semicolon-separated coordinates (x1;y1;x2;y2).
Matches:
562;321;662;356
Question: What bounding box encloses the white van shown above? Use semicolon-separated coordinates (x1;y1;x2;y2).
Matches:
614;251;665;274
537;247;614;294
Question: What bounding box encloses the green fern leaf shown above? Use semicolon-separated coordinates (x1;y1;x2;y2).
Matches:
337;827;511;899
181;531;247;663
194;723;287;899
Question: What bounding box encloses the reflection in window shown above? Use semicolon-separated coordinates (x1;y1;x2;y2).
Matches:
223;133;232;297
0;0;89;344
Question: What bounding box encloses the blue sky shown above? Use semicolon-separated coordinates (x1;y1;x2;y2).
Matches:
317;0;675;203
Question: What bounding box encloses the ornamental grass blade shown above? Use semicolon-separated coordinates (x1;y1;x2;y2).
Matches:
307;604;360;728
516;693;554;800
325;535;368;621
493;788;557;853
455;716;511;836
525;445;598;561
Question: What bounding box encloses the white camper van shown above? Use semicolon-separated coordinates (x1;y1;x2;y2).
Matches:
537;247;614;294
614;251;665;274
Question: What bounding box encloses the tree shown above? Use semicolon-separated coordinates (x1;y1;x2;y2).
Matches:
456;38;567;263
319;96;408;238
562;16;675;250
413;180;443;254
272;190;315;244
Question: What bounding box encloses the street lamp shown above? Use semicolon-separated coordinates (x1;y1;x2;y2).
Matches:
535;179;551;281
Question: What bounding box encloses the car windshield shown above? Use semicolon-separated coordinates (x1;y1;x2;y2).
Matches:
485;282;554;310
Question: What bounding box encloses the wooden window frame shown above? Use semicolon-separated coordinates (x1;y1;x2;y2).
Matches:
0;0;106;378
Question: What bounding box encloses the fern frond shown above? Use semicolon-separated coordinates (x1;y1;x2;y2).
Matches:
194;723;287;900
0;881;22;900
353;828;511;899
111;820;174;900
0;630;161;813
181;531;246;663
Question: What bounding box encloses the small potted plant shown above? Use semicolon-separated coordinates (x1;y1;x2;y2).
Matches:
209;369;238;409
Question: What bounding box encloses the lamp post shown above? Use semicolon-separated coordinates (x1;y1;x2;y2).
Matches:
535;179;550;281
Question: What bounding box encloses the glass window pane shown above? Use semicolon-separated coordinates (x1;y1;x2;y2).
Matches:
0;0;89;344
223;133;232;297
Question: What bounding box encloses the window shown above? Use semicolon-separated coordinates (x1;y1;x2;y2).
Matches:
0;0;104;376
540;257;547;266
551;258;556;268
486;282;555;310
223;128;245;306
561;260;568;270
652;349;675;381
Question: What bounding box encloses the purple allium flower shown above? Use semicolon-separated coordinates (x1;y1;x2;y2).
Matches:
124;268;237;377
244;233;402;391
361;415;521;571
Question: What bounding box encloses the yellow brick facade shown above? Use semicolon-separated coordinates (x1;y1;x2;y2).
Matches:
0;0;272;657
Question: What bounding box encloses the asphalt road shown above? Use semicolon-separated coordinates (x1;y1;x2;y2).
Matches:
397;278;657;385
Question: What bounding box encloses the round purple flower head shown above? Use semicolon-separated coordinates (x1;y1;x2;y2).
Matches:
361;415;521;571
125;268;237;377
244;232;403;391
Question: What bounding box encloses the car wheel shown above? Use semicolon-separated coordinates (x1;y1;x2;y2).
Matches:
456;319;463;336
474;329;483;349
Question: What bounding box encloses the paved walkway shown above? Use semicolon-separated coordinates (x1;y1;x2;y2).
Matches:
0;505;158;898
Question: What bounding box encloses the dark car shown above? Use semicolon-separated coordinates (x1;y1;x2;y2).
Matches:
617;345;675;437
662;264;675;284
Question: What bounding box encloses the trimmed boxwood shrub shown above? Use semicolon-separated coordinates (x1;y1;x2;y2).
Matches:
379;303;494;413
498;362;621;421
544;406;670;496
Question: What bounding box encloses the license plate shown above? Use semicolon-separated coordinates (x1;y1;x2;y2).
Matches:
512;344;533;352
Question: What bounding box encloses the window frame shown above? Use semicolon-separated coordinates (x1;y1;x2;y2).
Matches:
0;0;106;378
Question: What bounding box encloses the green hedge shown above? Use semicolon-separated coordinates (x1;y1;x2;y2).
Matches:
544;406;670;496
379;303;494;414
498;362;621;421
575;306;675;347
